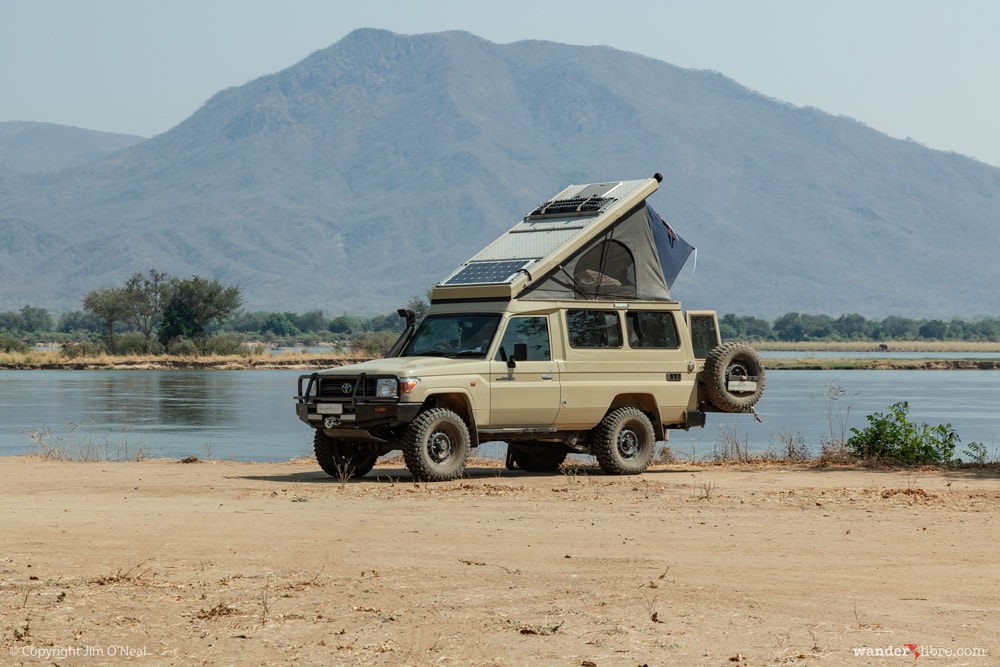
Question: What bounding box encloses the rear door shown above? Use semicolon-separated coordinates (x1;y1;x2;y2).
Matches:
686;310;722;361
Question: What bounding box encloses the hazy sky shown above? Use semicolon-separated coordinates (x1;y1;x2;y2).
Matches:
3;0;998;166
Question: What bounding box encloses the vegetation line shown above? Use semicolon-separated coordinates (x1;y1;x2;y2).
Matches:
2;351;998;371
3;268;1000;363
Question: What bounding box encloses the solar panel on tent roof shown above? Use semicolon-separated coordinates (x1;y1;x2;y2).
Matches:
527;181;623;219
441;259;536;286
437;178;653;290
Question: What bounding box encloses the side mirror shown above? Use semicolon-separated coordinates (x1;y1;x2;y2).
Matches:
386;308;417;358
513;343;528;361
396;308;416;329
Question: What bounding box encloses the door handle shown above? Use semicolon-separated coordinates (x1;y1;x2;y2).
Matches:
541;373;553;380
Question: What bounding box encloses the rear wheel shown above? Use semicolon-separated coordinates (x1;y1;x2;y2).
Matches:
402;408;470;481
593;407;655;475
314;431;379;479
508;443;567;473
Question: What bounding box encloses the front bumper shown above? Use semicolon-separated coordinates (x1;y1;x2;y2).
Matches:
295;399;422;428
295;372;422;430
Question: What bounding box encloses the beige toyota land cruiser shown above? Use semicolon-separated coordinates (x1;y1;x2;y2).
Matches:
296;174;764;481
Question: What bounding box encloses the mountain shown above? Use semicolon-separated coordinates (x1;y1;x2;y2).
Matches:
2;29;999;318
0;121;145;174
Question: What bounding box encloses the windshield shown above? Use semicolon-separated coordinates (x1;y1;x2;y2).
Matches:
402;314;502;358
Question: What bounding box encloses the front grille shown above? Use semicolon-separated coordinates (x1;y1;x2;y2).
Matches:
316;375;379;399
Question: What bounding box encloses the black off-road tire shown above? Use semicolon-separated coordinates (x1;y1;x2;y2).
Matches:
314;431;379;479
402;408;470;482
702;342;766;412
593;407;656;475
508;443;567;473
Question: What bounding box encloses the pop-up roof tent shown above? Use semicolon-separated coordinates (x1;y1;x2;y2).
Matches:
432;173;694;304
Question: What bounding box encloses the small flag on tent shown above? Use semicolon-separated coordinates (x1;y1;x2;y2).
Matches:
647;203;695;288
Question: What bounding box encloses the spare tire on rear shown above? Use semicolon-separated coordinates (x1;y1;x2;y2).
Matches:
702;342;765;412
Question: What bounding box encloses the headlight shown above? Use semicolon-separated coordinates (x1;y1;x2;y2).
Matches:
375;378;398;399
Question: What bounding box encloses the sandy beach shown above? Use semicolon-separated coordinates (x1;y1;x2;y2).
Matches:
2;457;997;665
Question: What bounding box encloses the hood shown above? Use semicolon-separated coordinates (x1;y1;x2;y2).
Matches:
316;356;489;377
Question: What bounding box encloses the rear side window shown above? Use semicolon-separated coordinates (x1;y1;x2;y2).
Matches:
689;313;720;359
566;310;622;348
626;311;680;348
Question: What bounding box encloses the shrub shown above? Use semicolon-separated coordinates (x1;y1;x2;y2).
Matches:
116;332;156;355
167;337;200;357
202;333;245;356
349;331;398;357
1;335;28;353
847;401;959;464
61;340;103;359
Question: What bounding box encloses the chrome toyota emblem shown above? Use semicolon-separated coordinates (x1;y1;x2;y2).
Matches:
341;382;353;394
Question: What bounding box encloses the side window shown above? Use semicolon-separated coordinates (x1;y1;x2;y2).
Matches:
626;311;680;348
566;310;622;348
494;316;551;361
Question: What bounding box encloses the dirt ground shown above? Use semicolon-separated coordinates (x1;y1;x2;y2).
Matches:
2;457;997;666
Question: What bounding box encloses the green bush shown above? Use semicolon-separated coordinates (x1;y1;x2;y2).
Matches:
1;335;28;353
61;340;103;359
167;337;200;357
202;333;245;356
350;331;398;357
116;332;158;355
847;401;959;464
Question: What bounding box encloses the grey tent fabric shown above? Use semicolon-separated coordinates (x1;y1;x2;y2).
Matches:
648;203;695;288
522;203;674;301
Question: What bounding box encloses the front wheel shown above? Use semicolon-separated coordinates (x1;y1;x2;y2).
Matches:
314;431;379;479
402;408;470;481
593;407;656;475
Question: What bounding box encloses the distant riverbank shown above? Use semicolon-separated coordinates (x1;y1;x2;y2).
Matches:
766;358;1000;370
0;350;366;371
756;340;1000;369
2;349;999;370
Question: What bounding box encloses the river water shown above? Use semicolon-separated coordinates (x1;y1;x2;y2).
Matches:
1;368;997;463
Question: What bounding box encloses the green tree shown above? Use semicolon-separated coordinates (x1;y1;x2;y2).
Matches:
966;318;1000;341
261;312;300;337
877;315;919;340
57;310;103;334
83;288;132;353
405;293;431;322
833;313;871;340
157;276;242;347
799;313;834;339
918;320;947;340
0;311;24;332
946;318;967;340
229;311;268;333
20;305;53;333
772;312;805;341
365;312;405;332
125;269;174;343
329;314;362;335
294;310;328;333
